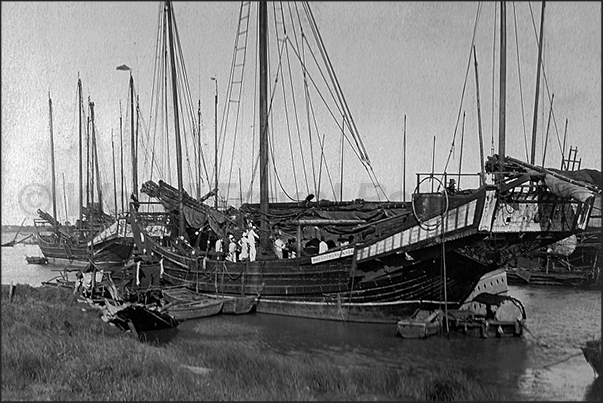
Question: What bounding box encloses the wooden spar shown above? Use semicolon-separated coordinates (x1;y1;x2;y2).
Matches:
530;1;546;165
431;136;436;192
90;101;103;212
457;111;465;187
212;77;218;209
62;173;68;222
130;73;138;198
198;99;202;200
239;168;243;206
111;129;118;220
403;114;406;202
88;101;95;215
498;0;507;167
340;117;344;202
166;0;185;238
472;46;486;186
317;133;325;200
119;101;125;213
78;78;83;228
259;0;269;252
541;94;554;166
86;110;90;217
561;119;568;169
9;218;27;245
48;93;58;227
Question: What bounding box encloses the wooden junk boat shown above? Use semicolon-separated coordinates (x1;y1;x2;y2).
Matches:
25;255;48;265
129;2;596;324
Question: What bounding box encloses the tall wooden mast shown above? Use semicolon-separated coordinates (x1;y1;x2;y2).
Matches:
259;0;269;252
530;1;546;165
166;0;185;237
48;93;57;227
78;78;83;227
130;73;138;198
498;1;506;167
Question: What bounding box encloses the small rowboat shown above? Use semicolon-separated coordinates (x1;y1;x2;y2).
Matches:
25;256;48;265
160;298;224;321
397;309;442;339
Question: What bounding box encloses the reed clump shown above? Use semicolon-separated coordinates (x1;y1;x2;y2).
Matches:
1;284;514;401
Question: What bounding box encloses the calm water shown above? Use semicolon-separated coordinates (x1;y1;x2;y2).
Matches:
2;234;601;401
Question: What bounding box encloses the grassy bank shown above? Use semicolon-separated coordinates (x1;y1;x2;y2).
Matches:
1;284;514;401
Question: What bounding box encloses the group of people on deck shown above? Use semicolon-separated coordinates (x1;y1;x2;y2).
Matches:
214;223;355;261
215;223;259;262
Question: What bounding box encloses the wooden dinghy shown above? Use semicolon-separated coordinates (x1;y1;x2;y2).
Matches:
445;293;526;338
160;298;224;322
101;299;179;336
25;255;48;265
162;287;258;315
397;309;442;339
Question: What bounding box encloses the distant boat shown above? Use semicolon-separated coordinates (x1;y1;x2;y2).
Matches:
25;255;48;265
444;293;526;339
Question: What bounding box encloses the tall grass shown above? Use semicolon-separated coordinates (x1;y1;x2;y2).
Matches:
1;284;515;400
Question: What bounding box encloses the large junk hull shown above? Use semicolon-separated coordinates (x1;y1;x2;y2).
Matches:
36;234;89;262
157;248;492;323
36;233;132;267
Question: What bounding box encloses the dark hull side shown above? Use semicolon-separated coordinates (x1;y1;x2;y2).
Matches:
133;188;494;323
37;234;133;266
156;246;492;324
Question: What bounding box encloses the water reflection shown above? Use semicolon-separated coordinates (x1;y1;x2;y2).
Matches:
175;284;599;401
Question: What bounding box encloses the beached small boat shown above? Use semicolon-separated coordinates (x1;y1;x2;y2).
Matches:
160;298;224;322
162;287;258;315
582;339;601;377
101;299;179;336
397;309;442;339
445;293;526;338
25;255;48;265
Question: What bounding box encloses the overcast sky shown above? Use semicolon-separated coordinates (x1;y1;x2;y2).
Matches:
2;1;600;225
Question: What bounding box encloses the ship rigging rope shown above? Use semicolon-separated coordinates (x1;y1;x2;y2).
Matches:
223;1;387;203
441;2;483;179
527;2;565;163
490;2;497;158
511;2;531;163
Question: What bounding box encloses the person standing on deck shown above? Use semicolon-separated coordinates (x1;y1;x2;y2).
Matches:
239;230;249;261
247;224;259;262
319;236;328;254
215;237;223;260
274;236;285;259
227;234;238;262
